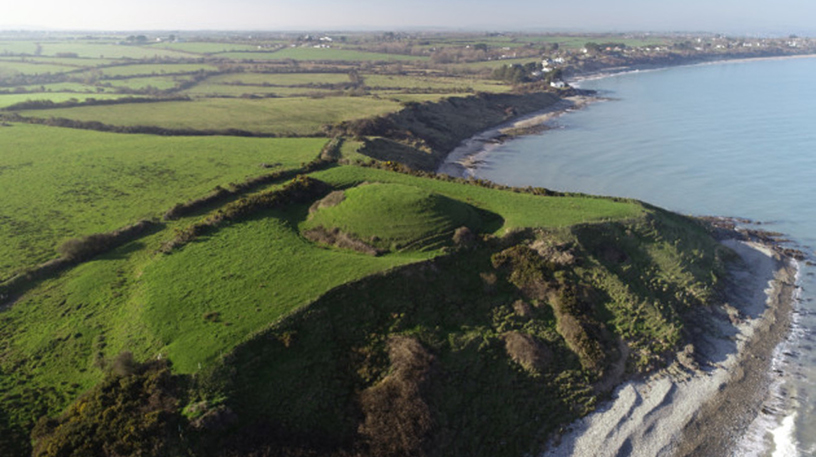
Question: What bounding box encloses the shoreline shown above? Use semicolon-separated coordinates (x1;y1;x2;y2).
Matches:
436;94;598;178
541;237;798;457
569;53;816;85
436;53;816;180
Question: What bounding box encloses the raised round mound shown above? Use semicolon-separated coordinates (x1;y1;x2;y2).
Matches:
303;183;482;252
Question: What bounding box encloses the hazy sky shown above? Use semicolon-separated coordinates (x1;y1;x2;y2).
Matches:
4;0;815;33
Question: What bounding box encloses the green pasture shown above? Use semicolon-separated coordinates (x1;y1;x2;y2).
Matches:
183;83;338;97
304;182;485;252
203;72;352;86
374;92;471;103
42;43;192;59
18;82;115;93
0;41;40;55
221;47;428;62
84;63;218;78
0;61;78;78
363;73;511;92
140;206;427;372
0;123;327;278
18;96;404;135
0;56;107;67
460;57;542;69
150;41;267;54
309;166;645;231
0;92;139;108
103;76;188;91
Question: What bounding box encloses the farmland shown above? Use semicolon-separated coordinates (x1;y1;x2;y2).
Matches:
0;123;326;278
16;97;405;135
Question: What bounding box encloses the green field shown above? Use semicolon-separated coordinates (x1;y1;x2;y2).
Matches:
150;41;268;54
0;56;108;68
363;73;511;93
103;76;188;91
17;96;405;135
311;166;644;230
18;82;116;93
81;63;219;78
304;182;487;252
221;47;428;61
183;83;337;97
0;61;78;77
0;92;140;108
203;72;352;86
0;123;327;278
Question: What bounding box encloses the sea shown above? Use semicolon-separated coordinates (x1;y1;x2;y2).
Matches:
463;56;816;456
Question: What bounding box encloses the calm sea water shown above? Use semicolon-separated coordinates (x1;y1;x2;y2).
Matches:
469;57;816;456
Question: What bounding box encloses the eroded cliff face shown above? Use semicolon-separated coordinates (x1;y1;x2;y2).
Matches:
331;91;561;170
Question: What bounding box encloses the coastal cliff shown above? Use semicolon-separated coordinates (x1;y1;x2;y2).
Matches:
330;91;561;171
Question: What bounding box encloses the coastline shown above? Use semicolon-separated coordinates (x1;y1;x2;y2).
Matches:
436;94;598;178
436;53;816;180
429;54;814;456
541;237;798;457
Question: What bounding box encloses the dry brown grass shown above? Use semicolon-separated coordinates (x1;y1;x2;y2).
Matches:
502;331;552;374
308;190;346;214
302;226;381;256
358;336;434;457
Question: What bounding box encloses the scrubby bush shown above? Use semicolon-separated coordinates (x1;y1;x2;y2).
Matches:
57;220;155;262
31;356;186;457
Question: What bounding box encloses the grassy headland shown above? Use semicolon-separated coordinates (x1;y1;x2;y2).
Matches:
0;30;810;456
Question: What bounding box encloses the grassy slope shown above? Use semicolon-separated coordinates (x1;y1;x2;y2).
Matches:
303;182;487;251
201;201;726;457
0;92;141;108
0;164;649;450
0;33;729;456
310;166;643;230
16;97;404;135
0;123;326;278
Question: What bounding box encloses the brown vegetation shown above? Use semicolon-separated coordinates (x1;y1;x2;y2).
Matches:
303;226;381;256
502;331;552;374
359;336;434;457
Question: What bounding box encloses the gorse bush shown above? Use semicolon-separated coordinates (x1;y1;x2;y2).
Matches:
31;356;186;457
56;220;156;262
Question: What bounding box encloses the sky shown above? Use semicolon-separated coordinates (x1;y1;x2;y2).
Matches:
3;0;815;34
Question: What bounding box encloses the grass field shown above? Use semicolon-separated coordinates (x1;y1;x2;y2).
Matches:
362;73;510;93
221;47;428;61
18;82;117;93
0;123;327;278
310;166;645;231
0;61;78;77
183;83;337;97
0;92;141;108
41;43;193;59
304;182;486;252
203;72;352;86
17;96;404;135
0;162;647;431
150;41;268;54
102;76;189;91
81;63;219;78
0;56;109;68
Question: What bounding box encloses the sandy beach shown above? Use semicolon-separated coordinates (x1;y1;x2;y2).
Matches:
540;239;797;457
436;95;597;178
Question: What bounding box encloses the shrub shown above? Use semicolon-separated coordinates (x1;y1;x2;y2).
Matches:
31;357;186;457
358;336;433;457
57;219;155;262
